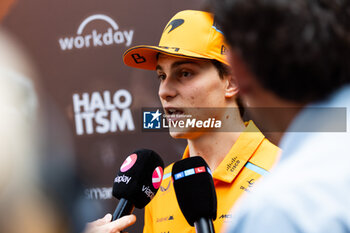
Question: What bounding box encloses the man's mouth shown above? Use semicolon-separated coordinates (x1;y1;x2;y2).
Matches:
165;108;184;118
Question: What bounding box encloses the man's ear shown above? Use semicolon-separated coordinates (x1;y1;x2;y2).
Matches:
227;49;255;96
224;72;239;98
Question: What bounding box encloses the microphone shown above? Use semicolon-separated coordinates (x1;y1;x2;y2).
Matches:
172;156;217;233
112;149;164;220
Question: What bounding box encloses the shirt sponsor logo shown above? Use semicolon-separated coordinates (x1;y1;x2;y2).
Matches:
226;156;240;172
58;14;134;51
240;178;255;192
160;179;172;192
219;214;232;219
156;215;174;222
73;90;135;135
120;153;137;172
219;213;233;223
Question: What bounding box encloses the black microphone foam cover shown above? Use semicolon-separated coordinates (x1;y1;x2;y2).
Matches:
172;156;217;226
113;149;164;209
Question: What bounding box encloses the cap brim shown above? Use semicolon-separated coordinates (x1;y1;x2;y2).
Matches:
123;45;212;70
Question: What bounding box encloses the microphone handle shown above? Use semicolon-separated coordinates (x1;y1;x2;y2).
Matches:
194;217;215;233
112;198;135;221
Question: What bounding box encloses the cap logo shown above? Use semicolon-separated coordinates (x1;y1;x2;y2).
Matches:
164;19;184;33
221;45;227;55
131;53;146;64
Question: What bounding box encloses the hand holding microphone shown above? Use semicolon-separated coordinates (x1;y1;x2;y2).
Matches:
172;156;217;233
83;214;136;233
83;149;163;233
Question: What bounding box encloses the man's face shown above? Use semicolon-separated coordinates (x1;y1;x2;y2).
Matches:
156;54;228;139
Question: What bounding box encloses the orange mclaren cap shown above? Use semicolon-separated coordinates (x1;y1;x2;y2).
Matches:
123;10;229;70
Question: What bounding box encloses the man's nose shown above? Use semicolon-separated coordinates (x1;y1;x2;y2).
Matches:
158;78;177;102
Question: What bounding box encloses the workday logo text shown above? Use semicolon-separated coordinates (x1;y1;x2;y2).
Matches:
59;14;134;51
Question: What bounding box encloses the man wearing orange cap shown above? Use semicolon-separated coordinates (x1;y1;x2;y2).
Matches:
123;10;280;233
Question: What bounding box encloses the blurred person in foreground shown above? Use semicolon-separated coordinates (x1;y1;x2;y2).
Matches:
210;0;350;232
0;23;74;233
0;1;135;232
0;28;136;233
0;1;61;230
123;10;280;233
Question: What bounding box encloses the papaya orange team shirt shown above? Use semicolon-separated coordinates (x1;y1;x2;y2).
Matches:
143;121;281;233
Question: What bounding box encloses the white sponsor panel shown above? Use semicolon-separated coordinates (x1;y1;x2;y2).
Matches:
73;89;135;135
59;14;134;51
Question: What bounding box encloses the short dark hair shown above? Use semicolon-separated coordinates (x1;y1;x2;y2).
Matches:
211;0;350;102
211;60;245;118
211;59;231;79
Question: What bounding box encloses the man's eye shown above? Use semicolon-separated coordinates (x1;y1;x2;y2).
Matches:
181;71;192;77
157;74;166;80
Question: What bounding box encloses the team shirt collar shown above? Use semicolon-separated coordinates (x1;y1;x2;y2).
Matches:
181;120;265;183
